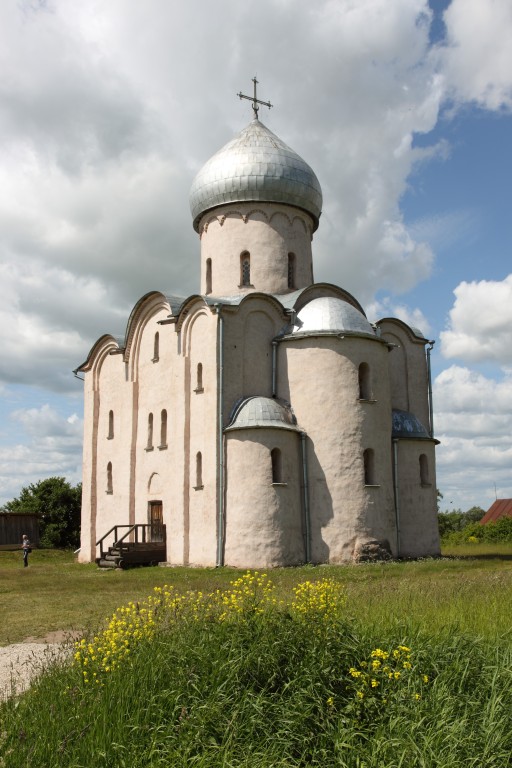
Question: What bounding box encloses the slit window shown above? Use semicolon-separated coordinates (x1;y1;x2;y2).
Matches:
195;451;203;489
287;253;296;289
271;448;283;484
241;251;251;286
153;332;159;362
196;362;203;392
363;449;375;485
160;409;167;448
147;412;154;450
358;363;371;400
107;462;113;494
206;258;212;294
107;410;114;439
420;454;429;485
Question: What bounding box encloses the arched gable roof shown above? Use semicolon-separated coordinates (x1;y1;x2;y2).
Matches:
174;294;211;333
123;291;170;361
376;317;430;345
74;334;120;374
291;283;367;317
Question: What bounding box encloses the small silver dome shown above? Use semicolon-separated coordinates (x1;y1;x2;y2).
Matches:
392;409;429;439
225;397;299;432
190;119;322;232
294;297;374;335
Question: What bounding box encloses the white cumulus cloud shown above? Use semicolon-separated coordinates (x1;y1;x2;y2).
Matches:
438;0;512;111
433;365;512;509
440;275;512;364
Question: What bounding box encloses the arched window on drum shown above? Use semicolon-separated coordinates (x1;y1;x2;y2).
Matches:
240;251;251;287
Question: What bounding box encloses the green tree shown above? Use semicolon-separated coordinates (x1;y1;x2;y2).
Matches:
3;477;81;548
438;505;486;540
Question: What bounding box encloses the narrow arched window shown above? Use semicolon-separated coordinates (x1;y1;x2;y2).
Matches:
205;258;212;294
358;363;371;400
160;409;167;448
287;253;296;289
363;449;375;485
107;462;113;494
195;451;203;489
147;413;154;450
419;454;429;485
240;251;251;287
153;332;159;362
196;362;203;392
107;410;114;439
271;448;283;484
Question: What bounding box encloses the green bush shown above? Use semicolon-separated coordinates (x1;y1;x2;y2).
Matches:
443;516;512;545
438;506;485;538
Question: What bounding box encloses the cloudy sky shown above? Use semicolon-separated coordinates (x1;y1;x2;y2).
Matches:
0;0;511;511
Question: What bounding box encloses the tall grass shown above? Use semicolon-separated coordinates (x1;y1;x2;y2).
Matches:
2;547;512;645
1;571;511;767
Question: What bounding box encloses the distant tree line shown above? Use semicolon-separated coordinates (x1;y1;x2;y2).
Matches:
1;477;81;549
437;506;485;538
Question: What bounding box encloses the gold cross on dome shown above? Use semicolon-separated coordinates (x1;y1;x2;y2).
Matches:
237;77;273;119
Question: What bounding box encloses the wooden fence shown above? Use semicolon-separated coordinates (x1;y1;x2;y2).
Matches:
0;513;40;549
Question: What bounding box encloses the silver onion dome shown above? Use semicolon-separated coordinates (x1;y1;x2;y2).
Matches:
190;119;323;232
294;297;375;336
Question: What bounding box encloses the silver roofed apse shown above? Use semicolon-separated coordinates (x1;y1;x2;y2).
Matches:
225;396;299;432
392;409;429;439
294;297;375;335
190;120;323;232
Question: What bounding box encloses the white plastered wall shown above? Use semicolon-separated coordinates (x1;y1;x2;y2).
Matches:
198;203;314;296
222;297;288;426
181;305;218;566
279;334;396;562
378;319;430;431
79;340;134;562
224;428;304;567
394;439;440;557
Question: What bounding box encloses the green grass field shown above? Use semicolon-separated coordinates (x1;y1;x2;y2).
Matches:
1;546;511;767
1;545;512;645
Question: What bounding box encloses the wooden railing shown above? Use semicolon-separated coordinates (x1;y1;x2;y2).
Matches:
96;524;166;560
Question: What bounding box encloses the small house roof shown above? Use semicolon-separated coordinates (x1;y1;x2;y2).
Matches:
480;499;512;525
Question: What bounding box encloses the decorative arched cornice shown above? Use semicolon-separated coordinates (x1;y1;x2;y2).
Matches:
376;317;429;345
199;203;314;236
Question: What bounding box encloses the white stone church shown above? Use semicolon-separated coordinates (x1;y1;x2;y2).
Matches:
76;96;440;567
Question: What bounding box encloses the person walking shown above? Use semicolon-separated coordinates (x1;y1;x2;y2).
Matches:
22;534;31;567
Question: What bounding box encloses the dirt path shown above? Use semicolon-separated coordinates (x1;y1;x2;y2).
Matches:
0;632;78;699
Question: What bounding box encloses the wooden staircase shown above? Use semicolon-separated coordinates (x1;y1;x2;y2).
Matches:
96;524;166;569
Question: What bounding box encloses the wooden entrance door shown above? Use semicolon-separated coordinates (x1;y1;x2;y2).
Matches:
148;501;164;542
